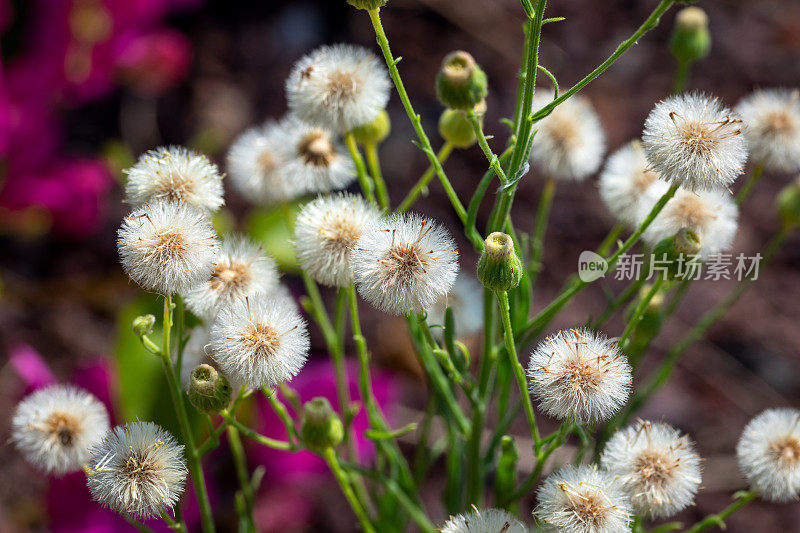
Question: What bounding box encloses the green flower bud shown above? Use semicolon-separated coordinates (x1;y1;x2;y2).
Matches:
132;314;156;337
435;51;488;110
346;0;387;9
301;397;344;451
438;100;487;149
652;228;702;280
477;232;523;291
669;7;711;65
350;110;391;146
188;364;232;414
777;176;800;228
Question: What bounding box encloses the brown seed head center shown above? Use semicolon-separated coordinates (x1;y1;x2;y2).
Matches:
559;484;608;527
46;412;80;446
769;435;800;466
209;261;251;293
762;111;796;137
155;172;195;202
320;217;361;254
547;113;581;154
257;150;276;173
672;194;716;229
244;323;280;360
299;132;335;167
635;450;675;487
326;70;358;102
154;230;188;259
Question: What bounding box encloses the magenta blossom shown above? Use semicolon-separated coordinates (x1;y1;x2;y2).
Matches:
113;28;192;96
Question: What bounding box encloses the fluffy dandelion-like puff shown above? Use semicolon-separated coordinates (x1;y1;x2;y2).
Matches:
535;464;632;533
601;420;702;518
528;329;632;424
642;92;747;191
117;201;220;295
529;94;606;181
737;408;800;502
351;213;459;315
441;507;528;533
286;44;391;133
294;193;381;287
86;421;187;519
736;88;800;174
11;385;110;476
599;140;668;227
184;234;280;321
209;294;310;390
125;146;225;213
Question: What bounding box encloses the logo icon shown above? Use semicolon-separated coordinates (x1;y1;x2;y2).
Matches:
577;251;608;282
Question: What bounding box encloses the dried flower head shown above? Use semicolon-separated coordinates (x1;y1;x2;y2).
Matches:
87;421;187;519
286;44;390;133
279;116;356;192
736;88;800;173
11;385;110;476
530;94;606;181
441;507;528;533
737;408;800;502
638;187;738;260
117;201;219;295
294;193;381;287
601;420;702;518
209;294;309;389
184;235;280;321
528;329;632;424
535;464;632;533
227;121;302;205
642;92;747;191
351;213;459;315
125;146;224;213
599;140;669;226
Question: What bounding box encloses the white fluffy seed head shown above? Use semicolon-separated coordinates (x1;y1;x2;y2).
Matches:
351;213;459;315
125;146;224;213
209;294;309;390
278;116;356;193
535;464;632;533
642;92;748;191
294;193;381;287
226;121;303;205
601;420;702;518
638;187;738;260
11;385;110;476
530;94;606;181
286;44;391;133
737;408;800;502
736;88;800;173
425;273;484;339
599;140;669;226
528;329;632;424
184;235;280;322
117;201;220;295
441;508;528;533
87;421;187;519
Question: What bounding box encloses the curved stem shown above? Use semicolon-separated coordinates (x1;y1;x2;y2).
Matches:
220;410;293;451
684;491;758;533
466;109;509;184
345;132;376;205
496;290;540;448
618;276;664;351
396;142;454;213
365;143;390;210
736;163;765;206
324;448;376;533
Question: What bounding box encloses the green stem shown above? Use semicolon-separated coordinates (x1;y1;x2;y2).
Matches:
261;387;299;446
596;223;625;257
736;163;765;206
365;143;390;210
323;448;376;533
530;0;676;123
672;59;691;94
466;109;509;184
220;410;293;450
496;290;540;448
396;143;454;213
683;491;758;533
175;293;186;377
345;132;376;205
619;276;664;350
124;515;156;533
226;426;255;532
517;184;679;347
529;177;556;287
590;277;647;329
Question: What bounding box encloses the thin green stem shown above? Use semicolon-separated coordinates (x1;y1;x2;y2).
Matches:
324;448;376;533
345;132;376;205
736;163;765;206
529;177;556;287
226;426;255;532
175;293;186;377
590;276;647;329
123;515;156;533
396;142;454;213
684;491;758;533
466;108;509;184
672;59;691;94
496;290;540;448
596;223;625;257
159;296;216;533
530;0;676;123
619;276;664;350
365;143;390;210
261;387;298;445
220;410;293;451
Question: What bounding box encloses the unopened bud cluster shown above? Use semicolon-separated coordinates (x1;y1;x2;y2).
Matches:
188;364;233;414
436;51;488;111
477;232;522;292
301;397;344;451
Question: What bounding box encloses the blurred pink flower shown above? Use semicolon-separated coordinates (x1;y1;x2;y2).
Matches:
113;28;192;96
